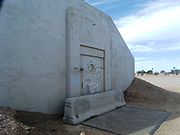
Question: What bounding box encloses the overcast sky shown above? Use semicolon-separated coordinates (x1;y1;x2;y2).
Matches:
86;0;180;72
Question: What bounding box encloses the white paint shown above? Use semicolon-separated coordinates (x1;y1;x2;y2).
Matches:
80;46;104;95
0;0;134;114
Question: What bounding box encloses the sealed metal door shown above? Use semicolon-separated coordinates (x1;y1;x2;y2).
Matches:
80;55;104;95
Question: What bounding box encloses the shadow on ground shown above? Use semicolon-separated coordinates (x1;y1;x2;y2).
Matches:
125;78;180;113
1;77;180;135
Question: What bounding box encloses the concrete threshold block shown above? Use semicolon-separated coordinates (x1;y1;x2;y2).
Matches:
63;89;125;125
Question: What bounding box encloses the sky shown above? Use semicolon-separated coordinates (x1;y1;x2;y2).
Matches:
86;0;180;72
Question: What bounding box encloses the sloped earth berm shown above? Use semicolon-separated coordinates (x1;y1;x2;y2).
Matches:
1;77;180;135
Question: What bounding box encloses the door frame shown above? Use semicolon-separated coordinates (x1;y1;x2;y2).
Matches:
66;8;112;98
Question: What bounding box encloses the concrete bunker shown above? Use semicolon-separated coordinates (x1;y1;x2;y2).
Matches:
0;0;134;123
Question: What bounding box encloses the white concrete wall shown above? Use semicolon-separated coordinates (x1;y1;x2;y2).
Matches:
0;0;134;114
110;21;135;91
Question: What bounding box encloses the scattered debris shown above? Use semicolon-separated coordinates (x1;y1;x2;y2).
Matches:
0;107;50;135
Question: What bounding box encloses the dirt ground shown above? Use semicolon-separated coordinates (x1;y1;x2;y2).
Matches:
137;75;180;93
127;76;180;135
1;76;180;135
0;107;115;135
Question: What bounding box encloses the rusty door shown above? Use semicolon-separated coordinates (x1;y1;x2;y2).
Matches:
80;54;104;95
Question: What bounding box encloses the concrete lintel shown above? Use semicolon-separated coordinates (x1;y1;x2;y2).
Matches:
63;89;125;125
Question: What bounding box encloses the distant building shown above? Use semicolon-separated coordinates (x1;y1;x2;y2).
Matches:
175;69;180;75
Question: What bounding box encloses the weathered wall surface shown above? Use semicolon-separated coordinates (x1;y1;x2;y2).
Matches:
0;0;134;114
110;21;135;91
